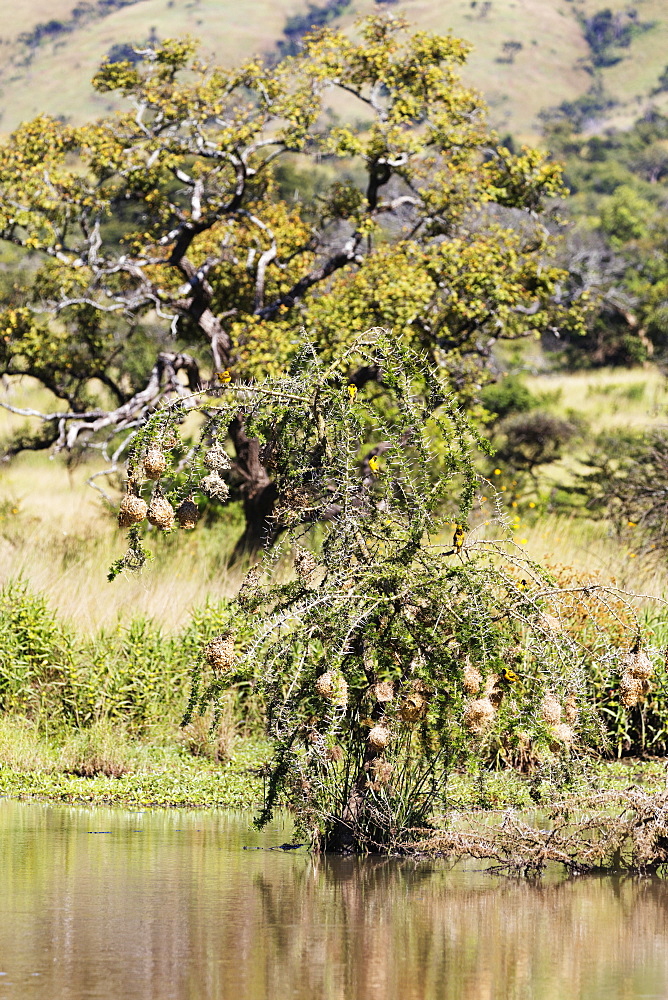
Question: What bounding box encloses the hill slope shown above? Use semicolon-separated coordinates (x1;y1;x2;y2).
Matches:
0;0;667;138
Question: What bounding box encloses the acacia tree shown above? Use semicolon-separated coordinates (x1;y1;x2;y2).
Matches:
122;330;649;853
0;15;581;548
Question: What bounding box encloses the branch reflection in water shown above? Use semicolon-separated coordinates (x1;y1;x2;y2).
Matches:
0;801;667;1000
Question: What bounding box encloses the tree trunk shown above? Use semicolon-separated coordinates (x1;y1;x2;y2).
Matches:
228;414;277;558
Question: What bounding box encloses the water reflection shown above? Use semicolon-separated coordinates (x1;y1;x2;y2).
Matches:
0;800;667;999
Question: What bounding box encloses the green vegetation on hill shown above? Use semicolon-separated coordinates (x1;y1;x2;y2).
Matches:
1;0;667;138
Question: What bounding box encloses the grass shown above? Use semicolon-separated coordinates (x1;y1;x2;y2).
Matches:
0;717;267;809
0;714;665;814
0;0;308;133
526;365;668;435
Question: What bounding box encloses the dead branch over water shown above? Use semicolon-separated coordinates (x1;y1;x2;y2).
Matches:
409;788;668;877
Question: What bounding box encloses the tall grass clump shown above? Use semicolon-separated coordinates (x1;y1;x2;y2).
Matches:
0;579;248;732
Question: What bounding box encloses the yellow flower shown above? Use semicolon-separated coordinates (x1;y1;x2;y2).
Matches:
493;468;501;475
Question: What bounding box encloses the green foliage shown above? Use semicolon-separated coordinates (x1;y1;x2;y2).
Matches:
545;110;668;366
480;375;539;420
599;184;653;245
581;430;668;561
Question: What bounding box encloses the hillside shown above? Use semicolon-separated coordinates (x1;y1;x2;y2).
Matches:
0;0;667;140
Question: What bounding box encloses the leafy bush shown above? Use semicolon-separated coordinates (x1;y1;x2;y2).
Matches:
0;580;79;720
480;375;539;420
495;412;578;477
583;430;668;560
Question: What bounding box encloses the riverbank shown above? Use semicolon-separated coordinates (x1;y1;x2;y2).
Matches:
1;717;666;813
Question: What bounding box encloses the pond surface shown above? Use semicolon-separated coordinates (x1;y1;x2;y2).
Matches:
1;799;668;999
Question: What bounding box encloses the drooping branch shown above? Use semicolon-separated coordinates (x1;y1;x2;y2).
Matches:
0;351;201;457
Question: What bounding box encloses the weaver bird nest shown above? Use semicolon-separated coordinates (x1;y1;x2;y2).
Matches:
463;660;483;695
463;696;495;734
143;448;167;480
176;498;199;529
315;670;349;707
620;646;653;707
540;693;562;726
368;725;391;750
203;444;231;471
203;634;236;674
118;493;147;528
200;471;229;501
147;494;174;531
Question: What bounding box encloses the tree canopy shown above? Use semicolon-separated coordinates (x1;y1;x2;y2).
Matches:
0;14;582;542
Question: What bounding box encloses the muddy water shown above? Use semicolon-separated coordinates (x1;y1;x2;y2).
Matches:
1;800;668;999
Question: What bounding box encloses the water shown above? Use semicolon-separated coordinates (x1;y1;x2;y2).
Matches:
1;800;668;1000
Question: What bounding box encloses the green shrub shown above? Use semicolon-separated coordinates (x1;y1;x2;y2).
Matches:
0;580;79;720
480;375;539;420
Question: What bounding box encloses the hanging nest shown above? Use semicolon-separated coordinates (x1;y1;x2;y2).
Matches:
620;672;644;707
540;693;562;726
370;758;394;787
564;694;579;725
463;697;495;734
203;634;236;674
176;497;199;529
623;648;652;681
294;547;318;582
238;564;263;607
200;471;229;502
373;681;394;703
550;723;575;750
147;494;175;531
399;691;428;723
315;670;348;707
462;660;482;695
118;493;147;528
143;448;167;481
203;444;231;471
368;725;391;750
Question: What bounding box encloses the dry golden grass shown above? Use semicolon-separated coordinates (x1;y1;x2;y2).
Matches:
526;365;668;435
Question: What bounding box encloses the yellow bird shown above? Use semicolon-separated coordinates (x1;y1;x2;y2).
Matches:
501;666;519;685
216;370;232;384
369;455;380;474
347;383;357;401
452;524;465;552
